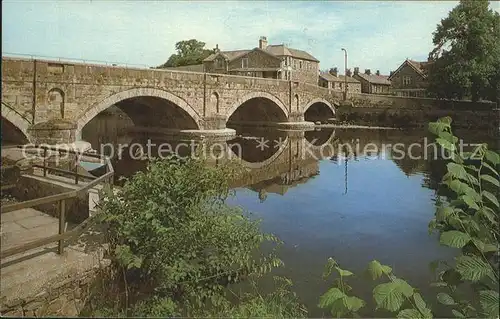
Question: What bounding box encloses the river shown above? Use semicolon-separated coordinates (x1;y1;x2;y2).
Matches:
82;112;497;317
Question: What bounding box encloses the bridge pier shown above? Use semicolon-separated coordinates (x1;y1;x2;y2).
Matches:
28;119;77;145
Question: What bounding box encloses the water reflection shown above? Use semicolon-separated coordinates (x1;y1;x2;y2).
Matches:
81;112;497;317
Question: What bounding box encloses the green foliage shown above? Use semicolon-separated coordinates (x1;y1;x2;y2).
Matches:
428;116;499;318
319;258;432;318
157;39;214;68
97;156;286;316
427;0;500;101
318;117;498;318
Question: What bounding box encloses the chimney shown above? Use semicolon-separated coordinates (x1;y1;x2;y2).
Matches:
354;67;359;75
346;68;352;77
329;67;338;77
259;36;268;50
376;70;380;76
214;44;220;53
390;71;394;76
365;69;371;75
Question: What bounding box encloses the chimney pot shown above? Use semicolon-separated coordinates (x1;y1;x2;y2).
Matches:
376;70;380;76
353;67;359;75
346;68;352;77
365;69;371;75
259;36;268;50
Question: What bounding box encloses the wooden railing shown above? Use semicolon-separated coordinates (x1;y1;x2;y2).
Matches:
0;145;114;259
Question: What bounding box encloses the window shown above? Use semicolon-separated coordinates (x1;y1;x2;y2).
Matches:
242;58;249;69
215;58;224;69
299;61;303;69
403;76;412;86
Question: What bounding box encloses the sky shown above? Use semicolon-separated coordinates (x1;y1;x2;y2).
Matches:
2;1;499;74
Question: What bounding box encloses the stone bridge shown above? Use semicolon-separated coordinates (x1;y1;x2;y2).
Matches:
1;56;342;144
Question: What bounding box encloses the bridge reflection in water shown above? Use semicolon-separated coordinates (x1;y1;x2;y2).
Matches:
81;109;339;195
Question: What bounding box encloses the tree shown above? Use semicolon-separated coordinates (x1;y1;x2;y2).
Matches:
157;39;215;68
427;0;500;102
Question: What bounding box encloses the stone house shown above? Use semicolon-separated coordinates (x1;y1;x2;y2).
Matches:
388;59;433;97
202;36;320;84
318;70;361;93
353;68;391;94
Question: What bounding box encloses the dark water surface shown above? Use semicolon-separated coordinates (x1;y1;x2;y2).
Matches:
82;114;497;317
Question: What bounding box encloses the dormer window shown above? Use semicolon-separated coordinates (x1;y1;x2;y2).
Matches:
242;57;249;69
215;57;224;69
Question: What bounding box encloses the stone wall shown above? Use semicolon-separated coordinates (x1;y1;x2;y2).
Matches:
343;92;497;111
0;253;109;317
337;106;500;131
11;174;89;223
290;57;318;85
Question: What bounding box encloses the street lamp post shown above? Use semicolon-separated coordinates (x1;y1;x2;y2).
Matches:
341;48;348;101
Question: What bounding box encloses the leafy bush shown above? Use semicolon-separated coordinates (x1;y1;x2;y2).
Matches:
427;116;499;318
96;156;285;315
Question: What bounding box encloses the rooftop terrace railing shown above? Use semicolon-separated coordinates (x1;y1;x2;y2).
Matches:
0;145;114;259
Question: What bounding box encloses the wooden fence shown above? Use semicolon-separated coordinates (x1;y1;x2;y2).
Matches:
1;145;114;259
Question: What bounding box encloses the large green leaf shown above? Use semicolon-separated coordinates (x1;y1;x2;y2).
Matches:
335;266;354;277
455;255;494;282
479;290;499;318
484;150;500;166
436;292;455;305
366;260;392;280
471;238;498;253
447;180;479;199
373;282;405;312
461;195;480;210
478;207;498;225
447;163;468;180
318;287;345;308
482;162;499;176
480;174;499;187
373;279;413;312
344;296;365;312
393;279;414;297
439;231;471;248
413;292;432;318
436;206;454;222
438;131;459;144
428;119;451;136
482;190;499;208
397;308;422;318
436;138;456;151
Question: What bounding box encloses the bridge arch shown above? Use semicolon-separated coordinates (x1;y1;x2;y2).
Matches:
1;102;31;143
303;98;336;123
225;91;289;122
76;87;202;138
303;98;336;115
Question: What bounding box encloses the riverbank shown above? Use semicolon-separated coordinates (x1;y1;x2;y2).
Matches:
314;123;400;130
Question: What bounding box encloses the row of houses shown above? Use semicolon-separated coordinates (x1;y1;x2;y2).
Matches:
318;60;432;97
166;36;432;97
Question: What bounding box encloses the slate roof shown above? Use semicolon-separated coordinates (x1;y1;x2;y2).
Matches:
355;73;391;85
265;45;319;62
203;43;319;63
203;50;251;62
388;59;433;80
319;72;359;83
